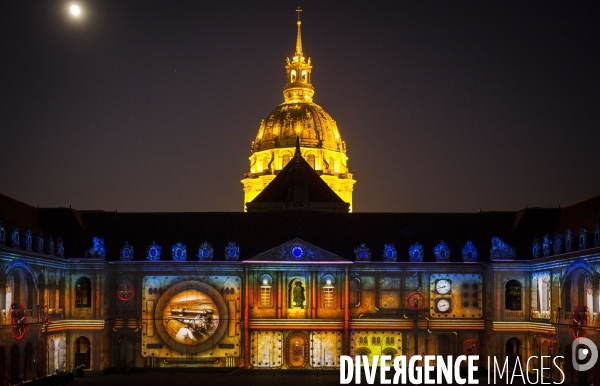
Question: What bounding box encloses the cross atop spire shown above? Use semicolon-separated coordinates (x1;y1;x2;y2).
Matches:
283;7;314;103
295;7;303;57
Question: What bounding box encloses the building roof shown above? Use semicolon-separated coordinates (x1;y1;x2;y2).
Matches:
247;138;349;212
1;192;599;263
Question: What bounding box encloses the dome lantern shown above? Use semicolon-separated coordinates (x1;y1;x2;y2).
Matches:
283;8;314;103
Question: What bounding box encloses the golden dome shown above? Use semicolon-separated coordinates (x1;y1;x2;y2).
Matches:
242;9;355;211
252;102;346;154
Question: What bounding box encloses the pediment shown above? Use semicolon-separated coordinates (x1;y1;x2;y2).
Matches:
243;238;351;264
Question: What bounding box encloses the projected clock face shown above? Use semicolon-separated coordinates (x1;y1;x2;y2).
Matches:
436;298;451;313
435;279;452;294
291;246;304;259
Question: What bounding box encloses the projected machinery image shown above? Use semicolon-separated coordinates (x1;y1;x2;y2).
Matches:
142;276;241;363
162;290;219;345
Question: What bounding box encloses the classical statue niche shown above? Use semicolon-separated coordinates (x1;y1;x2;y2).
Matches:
289;279;306;309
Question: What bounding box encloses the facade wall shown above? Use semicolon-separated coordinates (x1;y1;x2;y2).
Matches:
0;244;598;382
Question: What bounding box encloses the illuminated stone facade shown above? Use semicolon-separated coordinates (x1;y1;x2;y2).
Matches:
1;11;599;386
1;197;600;384
241;16;356;211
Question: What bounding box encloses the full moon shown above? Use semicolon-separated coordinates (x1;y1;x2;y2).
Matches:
70;5;81;16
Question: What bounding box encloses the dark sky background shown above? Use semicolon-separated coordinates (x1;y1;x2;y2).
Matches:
1;1;599;213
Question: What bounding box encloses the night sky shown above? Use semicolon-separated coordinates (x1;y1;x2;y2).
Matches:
1;1;599;213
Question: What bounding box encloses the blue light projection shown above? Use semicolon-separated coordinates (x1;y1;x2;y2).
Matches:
146;241;162;261
172;242;187;261
565;229;574;252
579;227;588;250
23;229;32;251
56;237;64;257
490;237;514;260
87;237;106;258
197;242;214;261
46;235;54;256
225;242;240;261
10;226;19;248
120;241;134;261
354;243;371;261
554;234;563;255
433;241;450;262
408;243;423;262
542;234;552;257
461;240;478;262
35;233;44;253
382;244;397;262
532;239;541;259
291;245;304;259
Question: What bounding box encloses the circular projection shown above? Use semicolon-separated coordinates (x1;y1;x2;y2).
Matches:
154;281;228;354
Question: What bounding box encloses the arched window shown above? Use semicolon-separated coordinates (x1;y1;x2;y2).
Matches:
593;273;600;314
10;345;19;385
282;153;291;168
48;339;56;374
0;271;6;314
307;154;315;169
539;277;549;312
0;347;6;386
74;337;91;370
505;280;522;310
57;338;65;372
38;273;45;309
259;274;272;308
290;70;297;83
26;276;34;310
12;273;21;306
75;277;91;308
577;274;585;308
532;274;550;317
36;340;45;378
564;277;572;312
301;70;307;82
262;156;269;172
505;338;522;373
24;342;32;381
59;276;65;312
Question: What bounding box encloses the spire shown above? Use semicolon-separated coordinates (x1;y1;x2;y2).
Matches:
294;135;302;159
283;7;314;103
295;6;303;57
